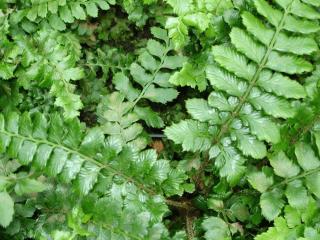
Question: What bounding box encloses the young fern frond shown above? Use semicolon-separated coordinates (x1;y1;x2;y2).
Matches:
111;27;186;128
14;29;84;119
0;111;188;237
97;92;147;148
165;0;319;185
165;0;233;49
115;27;185;104
169;53;209;92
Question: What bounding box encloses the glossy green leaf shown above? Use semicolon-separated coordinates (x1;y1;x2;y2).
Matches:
14;178;47;196
0;192;14;227
165;120;211;152
295;142;320;170
186;98;219;122
134;106;164;128
260;190;284;221
248;171;273;193
202;217;231;240
269;151;300;178
285;180;308;209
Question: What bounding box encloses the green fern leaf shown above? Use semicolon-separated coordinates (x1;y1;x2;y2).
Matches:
97;92;144;146
248;169;274;193
133;106;164;128
166;0;319;185
241;112;280;143
230;27;265;63
166;0;194;15
186;98;220;122
20;0;113;29
257;72;306;99
143;84;178;104
285;180;308;209
117;27;183;105
14;29;84;118
14;178;47;196
249;92;295;118
269;151;300;178
164;120;212;152
109;28;183;128
0;192;14;228
255;217;297;240
0;110;191;237
170;62;207;91
305;172;320;198
284;15;320;34
206;64;247;97
202;217;231;240
294;142;320;170
277;0;320;19
284;206;301;228
216;146;246;186
0;63;15;80
211;45;256;81
302;0;320;6
260;189;284;221
235;129;267;159
183;12;210;32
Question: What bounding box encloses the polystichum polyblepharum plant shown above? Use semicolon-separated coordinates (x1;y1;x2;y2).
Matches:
0;0;320;239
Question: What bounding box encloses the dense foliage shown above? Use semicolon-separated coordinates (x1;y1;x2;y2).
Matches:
0;0;320;239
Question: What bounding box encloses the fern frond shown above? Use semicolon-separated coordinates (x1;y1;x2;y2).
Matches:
251;134;320;239
12;28;84;119
97;92;145;148
12;0;114;31
0;110;190;237
166;0;318;185
249;139;320;220
115;27;184;105
109;27;185;128
2;111;187;194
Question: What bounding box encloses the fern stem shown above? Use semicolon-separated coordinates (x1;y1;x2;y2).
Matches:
165;199;195;210
185;211;195;240
270;166;320;190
